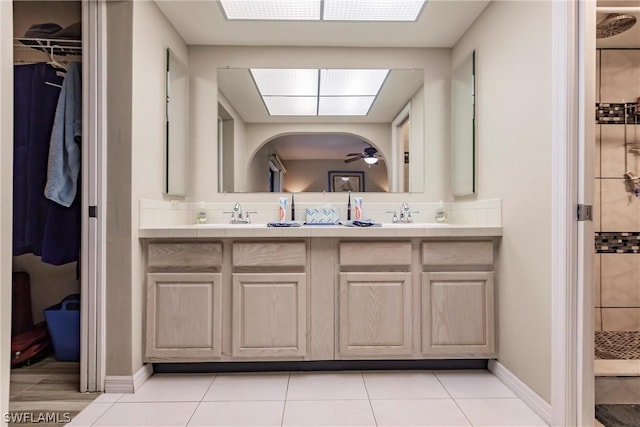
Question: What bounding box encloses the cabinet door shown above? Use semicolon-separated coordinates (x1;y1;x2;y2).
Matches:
146;273;222;361
422;272;495;356
338;272;412;358
232;273;307;358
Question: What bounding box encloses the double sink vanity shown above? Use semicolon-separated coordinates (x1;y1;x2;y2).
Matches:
140;209;502;364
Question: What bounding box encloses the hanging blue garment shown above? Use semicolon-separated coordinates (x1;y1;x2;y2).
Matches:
13;63;81;265
13;63;63;257
44;61;82;207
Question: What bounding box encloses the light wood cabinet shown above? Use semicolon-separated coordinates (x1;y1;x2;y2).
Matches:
337;241;413;358
231;241;308;359
143;237;499;362
145;242;223;361
232;273;307;358
338;272;412;357
146;272;222;360
421;240;496;357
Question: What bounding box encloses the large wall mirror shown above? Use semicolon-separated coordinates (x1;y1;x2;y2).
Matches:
217;68;425;193
452;50;476;196
165;48;189;196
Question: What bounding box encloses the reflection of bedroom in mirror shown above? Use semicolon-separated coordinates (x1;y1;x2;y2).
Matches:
217;68;425;193
328;171;365;192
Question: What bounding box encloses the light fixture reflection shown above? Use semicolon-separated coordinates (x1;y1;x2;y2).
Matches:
364;157;379;165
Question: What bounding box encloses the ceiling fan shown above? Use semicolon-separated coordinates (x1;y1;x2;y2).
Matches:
344;145;382;165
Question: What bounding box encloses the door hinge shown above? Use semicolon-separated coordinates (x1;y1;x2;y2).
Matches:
89;205;97;218
577;204;592;221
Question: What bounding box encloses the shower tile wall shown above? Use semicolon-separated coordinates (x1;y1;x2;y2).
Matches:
595;49;640;332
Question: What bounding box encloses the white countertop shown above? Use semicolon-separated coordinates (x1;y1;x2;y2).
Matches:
138;223;503;239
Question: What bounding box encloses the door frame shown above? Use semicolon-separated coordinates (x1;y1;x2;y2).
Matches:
80;0;107;392
550;0;595;425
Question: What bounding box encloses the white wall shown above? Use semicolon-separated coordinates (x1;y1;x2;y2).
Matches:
189;46;450;201
129;0;187;372
453;1;552;402
1;3;13;425
105;0;187;376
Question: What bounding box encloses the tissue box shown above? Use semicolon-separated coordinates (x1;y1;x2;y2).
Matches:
305;208;339;224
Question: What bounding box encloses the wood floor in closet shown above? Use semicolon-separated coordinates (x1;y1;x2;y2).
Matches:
9;357;98;426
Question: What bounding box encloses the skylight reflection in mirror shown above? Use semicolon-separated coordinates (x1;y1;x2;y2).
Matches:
249;68;390;116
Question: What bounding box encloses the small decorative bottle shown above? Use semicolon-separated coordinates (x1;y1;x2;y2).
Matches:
196;202;208;224
434;201;447;223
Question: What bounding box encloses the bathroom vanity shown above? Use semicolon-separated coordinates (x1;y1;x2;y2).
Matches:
140;224;501;363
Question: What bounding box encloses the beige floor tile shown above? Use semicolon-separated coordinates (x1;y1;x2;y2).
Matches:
371;399;471;426
455;398;548;426
92;402;198;427
203;373;289;401
188;401;285;426
286;372;368;400
435;371;517;398
282;400;376;426
363;371;449;399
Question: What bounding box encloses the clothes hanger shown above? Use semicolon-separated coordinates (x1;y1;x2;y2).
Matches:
45;45;66;88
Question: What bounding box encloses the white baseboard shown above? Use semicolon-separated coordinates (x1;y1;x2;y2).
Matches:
105;364;153;394
488;360;552;425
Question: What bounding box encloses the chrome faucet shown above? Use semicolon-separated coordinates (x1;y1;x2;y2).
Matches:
393;202;417;223
225;202;252;224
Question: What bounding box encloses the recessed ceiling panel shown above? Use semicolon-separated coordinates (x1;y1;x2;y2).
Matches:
250;69;318;96
318;96;376;116
323;0;427;21
220;0;321;20
263;96;318;115
320;69;389;96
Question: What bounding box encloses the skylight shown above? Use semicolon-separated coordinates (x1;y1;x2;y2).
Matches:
220;0;427;22
250;68;390;116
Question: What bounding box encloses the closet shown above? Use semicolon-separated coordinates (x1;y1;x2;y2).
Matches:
9;1;94;418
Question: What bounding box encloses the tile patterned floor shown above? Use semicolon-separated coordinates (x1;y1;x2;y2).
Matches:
66;370;549;427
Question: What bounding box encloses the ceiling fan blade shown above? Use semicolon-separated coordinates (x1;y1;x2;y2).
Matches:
346;153;361;157
344;156;361;163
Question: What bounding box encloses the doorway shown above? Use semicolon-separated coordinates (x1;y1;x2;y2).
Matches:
6;1;106;421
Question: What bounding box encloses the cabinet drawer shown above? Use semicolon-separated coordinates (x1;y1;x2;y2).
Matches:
422;241;493;267
148;243;222;269
340;242;412;267
233;242;306;267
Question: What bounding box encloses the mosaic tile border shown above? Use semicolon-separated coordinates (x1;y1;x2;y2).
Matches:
595;331;640;359
596;102;640;124
596;232;640;254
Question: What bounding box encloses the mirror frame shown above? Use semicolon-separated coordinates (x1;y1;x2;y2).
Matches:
165;48;189;196
452;50;476;197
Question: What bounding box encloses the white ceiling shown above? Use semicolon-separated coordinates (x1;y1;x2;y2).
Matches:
156;0;491;47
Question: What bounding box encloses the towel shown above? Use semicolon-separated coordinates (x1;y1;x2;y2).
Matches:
341;220;382;227
267;221;303;227
44;61;82;207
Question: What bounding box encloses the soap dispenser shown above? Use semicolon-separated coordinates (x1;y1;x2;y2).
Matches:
434;201;447;223
196;202;208;224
